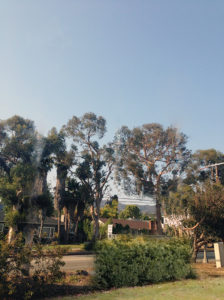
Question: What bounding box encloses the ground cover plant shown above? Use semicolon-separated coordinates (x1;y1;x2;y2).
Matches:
93;237;195;289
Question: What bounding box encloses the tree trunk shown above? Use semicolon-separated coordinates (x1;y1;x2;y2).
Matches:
54;166;67;242
7;204;19;244
23;225;35;246
39;210;44;239
92;198;101;241
57;208;61;241
33;170;48;241
155;197;163;235
192;235;198;262
64;207;69;243
7;226;17;244
93;214;100;241
74;201;85;239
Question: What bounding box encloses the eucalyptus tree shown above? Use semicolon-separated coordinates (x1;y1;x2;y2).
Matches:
0;115;37;243
115;123;190;234
65;113;115;240
32;133;56;238
184;149;224;185
50;127;76;240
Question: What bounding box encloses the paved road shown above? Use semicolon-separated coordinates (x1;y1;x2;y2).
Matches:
62;254;95;273
61;250;216;274
196;250;215;262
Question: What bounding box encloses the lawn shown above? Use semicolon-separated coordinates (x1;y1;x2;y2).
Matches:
48;277;224;300
46;263;224;300
42;243;85;252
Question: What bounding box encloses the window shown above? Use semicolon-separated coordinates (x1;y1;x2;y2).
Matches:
38;226;55;238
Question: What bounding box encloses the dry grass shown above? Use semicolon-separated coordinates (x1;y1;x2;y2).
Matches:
193;262;224;279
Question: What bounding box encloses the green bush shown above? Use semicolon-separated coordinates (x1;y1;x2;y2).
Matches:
83;218;94;241
94;238;195;289
84;241;96;251
0;235;66;299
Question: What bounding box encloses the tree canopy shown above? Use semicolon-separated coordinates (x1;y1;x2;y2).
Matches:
119;205;142;220
115;123;190;233
1;114;224;247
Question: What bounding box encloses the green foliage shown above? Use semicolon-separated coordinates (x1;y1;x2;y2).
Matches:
113;223;130;234
184;149;224;185
35;191;54;217
65;113;115;240
189;182;224;240
115;124;190;197
83;218;110;241
94;238;194;289
99;219;112;240
119;205;142;219
4;208;26;227
0;234;32;299
83;241;96;251
100;195;118;218
32;243;66;285
163;184;194;217
0;235;66;299
83;218;94;241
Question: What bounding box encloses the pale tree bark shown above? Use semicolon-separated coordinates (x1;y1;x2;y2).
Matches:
63;206;69;242
7;204;20;244
91;203;100;241
33;170;48;240
38;210;44;239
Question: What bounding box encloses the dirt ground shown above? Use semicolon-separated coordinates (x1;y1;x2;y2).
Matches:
193;262;224;279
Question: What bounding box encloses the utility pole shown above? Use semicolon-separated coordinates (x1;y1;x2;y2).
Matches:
199;162;224;183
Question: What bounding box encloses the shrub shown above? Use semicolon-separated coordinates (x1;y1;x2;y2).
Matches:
83;218;94;241
94;238;194;289
84;241;96;251
0;235;66;299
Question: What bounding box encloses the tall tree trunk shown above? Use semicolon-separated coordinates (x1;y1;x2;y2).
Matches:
92;197;101;241
54;166;67;241
38;210;44;239
64;206;69;243
23;225;35;246
8;226;18;244
7;204;19;244
74;201;85;239
156;200;163;234
33;170;48;241
154;180;163;235
192;234;198;262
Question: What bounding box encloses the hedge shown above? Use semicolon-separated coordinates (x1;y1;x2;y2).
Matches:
94;237;195;288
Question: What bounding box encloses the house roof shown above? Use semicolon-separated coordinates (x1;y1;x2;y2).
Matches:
100;218;153;230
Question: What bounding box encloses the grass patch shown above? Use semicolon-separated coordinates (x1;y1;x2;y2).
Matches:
47;277;224;300
42;243;85;251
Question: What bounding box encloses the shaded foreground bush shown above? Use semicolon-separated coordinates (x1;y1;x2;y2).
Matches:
0;235;66;299
94;238;195;289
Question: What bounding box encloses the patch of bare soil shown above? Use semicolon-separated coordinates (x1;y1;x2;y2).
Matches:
40;271;95;299
193;262;224;279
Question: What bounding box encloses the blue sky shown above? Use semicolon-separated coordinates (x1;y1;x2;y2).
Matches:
1;1;224;152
